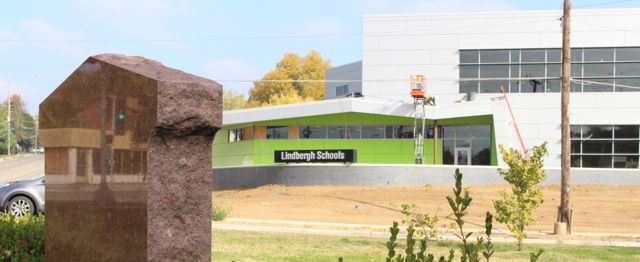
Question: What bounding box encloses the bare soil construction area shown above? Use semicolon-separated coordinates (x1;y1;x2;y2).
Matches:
213;184;640;236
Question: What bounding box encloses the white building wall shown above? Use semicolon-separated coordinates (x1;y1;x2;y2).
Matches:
362;9;640;167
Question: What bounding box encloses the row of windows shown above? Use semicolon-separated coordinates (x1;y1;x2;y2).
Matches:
460;47;640;93
571;125;640;169
460;47;640;64
228;125;493;141
296;125;442;140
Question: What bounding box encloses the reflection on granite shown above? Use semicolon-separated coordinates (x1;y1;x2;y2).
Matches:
40;54;222;261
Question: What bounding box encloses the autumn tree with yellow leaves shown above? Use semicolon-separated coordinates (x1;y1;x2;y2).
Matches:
247;50;331;107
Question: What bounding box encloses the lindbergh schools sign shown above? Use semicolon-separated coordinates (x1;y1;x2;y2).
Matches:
275;150;357;163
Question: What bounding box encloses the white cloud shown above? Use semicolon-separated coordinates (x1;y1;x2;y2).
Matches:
200;58;264;95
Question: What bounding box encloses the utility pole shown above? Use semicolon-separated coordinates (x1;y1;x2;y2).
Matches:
557;0;573;235
6;75;10;157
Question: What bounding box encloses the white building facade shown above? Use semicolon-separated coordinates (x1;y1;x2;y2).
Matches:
340;8;640;168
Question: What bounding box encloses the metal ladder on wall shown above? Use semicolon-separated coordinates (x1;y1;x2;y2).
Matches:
413;97;426;164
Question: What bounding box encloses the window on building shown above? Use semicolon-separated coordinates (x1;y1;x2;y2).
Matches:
327;126;346;139
571;125;639;168
228;128;245;143
361;125;385;139
460;47;640;93
299;126;327;139
266;126;288;139
336;84;349;97
442;125;492;166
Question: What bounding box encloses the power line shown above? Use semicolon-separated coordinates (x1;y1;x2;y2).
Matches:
0;33;362;43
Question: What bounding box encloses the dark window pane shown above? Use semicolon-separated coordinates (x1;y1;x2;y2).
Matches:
571;63;582;77
299;126;326;139
584;48;614;62
571;140;581;153
510;65;519;77
480;50;509;63
571;125;581;138
443;139;454;165
460;50;478;63
471;139;491;165
583;125;613;139
327;126;346;139
457;138;470;147
471;125;491;139
613;155;639;168
385;126;394;139
266;126;289;139
614;125;639;138
615;78;640;92
584;63;614;77
616;63;640;77
480;65;508;78
521;78;545;93
571;81;582;92
510;50;520;63
521;64;545;77
347;126;361;139
546;80;561;93
582;140;612;154
362;125;385;139
522;49;546;63
443;126;455;139
396;125;414;139
454;126;471;139
571;155;581;167
479;80;507;93
583;78;613;92
614;140;639;154
460;65;479;78
571;48;583;62
616;47;640;62
547;49;561;63
509;81;520;93
460;80;478;94
582;155;612;168
547;64;561;78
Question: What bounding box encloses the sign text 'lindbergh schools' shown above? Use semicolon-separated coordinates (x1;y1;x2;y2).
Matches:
275;150;357;163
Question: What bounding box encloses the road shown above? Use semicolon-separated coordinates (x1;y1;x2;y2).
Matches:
0;154;44;183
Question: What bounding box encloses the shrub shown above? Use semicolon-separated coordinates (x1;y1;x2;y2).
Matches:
0;212;45;261
494;142;548;251
212;201;231;221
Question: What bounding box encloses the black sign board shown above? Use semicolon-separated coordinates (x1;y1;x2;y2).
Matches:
275;149;357;163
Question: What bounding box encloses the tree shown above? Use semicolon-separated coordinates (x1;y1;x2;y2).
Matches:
1;95;36;153
493;142;548;251
247;50;331;107
223;90;247;111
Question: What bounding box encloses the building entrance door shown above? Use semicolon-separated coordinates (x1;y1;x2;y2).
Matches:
76;149;88;182
454;147;471;165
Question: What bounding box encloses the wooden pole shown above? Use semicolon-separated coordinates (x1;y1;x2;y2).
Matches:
559;0;573;235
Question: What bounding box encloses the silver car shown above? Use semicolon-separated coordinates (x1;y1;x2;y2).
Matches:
0;177;45;216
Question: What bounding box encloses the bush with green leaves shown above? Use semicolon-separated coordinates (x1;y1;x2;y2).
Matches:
493;142;548;251
0;212;45;261
377;168;543;262
212;200;231;221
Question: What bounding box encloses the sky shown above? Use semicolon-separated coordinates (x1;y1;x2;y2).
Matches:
2;0;640;114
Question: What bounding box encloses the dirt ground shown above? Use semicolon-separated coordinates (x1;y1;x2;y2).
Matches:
213;184;640;235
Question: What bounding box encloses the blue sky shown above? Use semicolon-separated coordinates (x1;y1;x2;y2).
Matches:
2;0;640;114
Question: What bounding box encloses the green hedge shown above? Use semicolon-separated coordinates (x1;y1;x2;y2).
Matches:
0;213;44;262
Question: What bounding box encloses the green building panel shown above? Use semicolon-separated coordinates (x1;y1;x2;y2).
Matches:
213;112;495;167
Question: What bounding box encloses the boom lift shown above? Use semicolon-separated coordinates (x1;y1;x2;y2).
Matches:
410;75;427;164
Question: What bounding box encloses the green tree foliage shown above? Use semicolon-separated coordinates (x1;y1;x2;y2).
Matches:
1;95;37;153
0;213;45;261
493;142;549;251
223;90;247;111
248;50;331;107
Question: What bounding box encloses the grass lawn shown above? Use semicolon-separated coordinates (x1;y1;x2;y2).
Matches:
212;229;640;262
